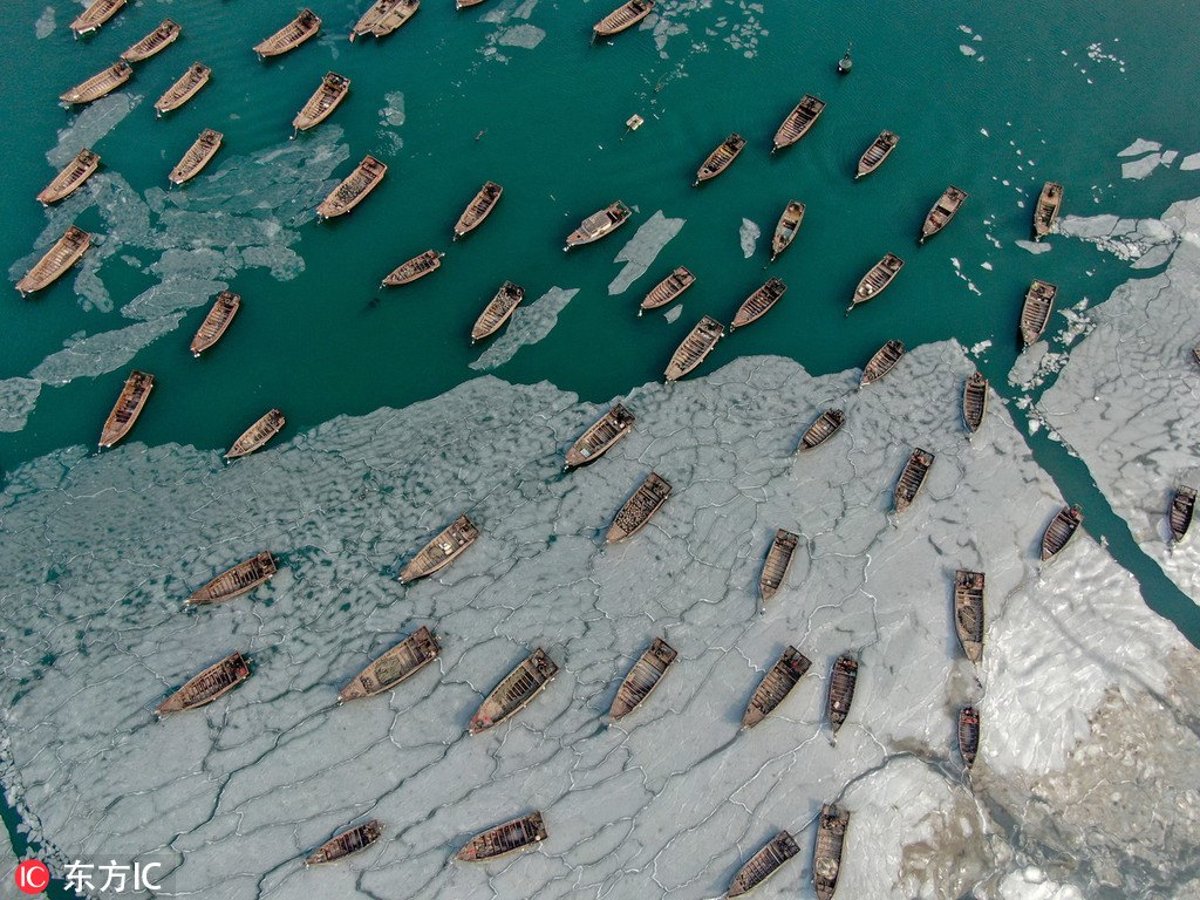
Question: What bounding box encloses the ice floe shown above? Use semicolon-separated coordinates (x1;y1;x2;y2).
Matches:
1117;139;1162;157
34;5;55;38
1058;209;1179;267
738;218;759;258
47;93;141;169
664;304;683;323
1181;153;1200;172
469;287;578;371
607;211;685;295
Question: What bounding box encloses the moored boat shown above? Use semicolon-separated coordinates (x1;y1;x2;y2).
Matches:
121;19;181;62
565;403;635;468
453;181;503;239
813;803;850;900
827;655;857;733
339;626;440;702
306;821;383;865
456;0;488;8
98;370;154;448
958;706;980;769
471;281;524;342
664;315;723;381
1170;486;1196;543
798;408;845;452
771;94;825;152
187;551;277;605
16;225;91;296
1041;504;1083;561
919;185;967;243
894;447;934;513
639;266;694;314
770;200;805;261
190;290;240;356
37;149;100;205
156;651;251;716
609;637;676;720
731;277;786;329
71;0;125;37
254;9;321;58
293;72;350;132
350;0;419;40
727;830;800;897
742;646;811;729
953;569;984;663
155;62;212;116
469;649;558;734
607;472;671;543
382;250;442;286
693;132;746;185
859;340;905;387
60;61;132;105
457;812;547;861
1033;181;1063;240
317;155;387;219
855;130;898;178
962;372;988;434
564;200;631;249
226;409;286;459
169;128;223;185
848;252;904;312
398;514;478;583
1019;279;1057;347
593;0;654;38
759;528;798;602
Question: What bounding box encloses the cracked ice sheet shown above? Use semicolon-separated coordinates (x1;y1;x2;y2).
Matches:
46;93;141;168
469;287;578;371
607;211;685;295
0;343;1197;898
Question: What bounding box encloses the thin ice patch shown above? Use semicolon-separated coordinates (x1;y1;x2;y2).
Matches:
469;287;578;371
738;218;760;258
607;211;685;295
35;5;55;38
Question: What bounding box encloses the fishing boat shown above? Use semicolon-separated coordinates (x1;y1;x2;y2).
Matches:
639;267;694;314
564;201;631;249
731;277;786;329
71;0;125;37
813;803;850;900
827;655;858;733
592;0;654;38
306;821;383;865
1019;279;1057;347
742;646;811;729
1170;486;1196;543
607;472;671;543
226;409;286;459
859;340;905;387
398;514;478;583
918;186;967;243
98;370;154;448
457;812;547;861
317;155;387;219
798;409;845;452
121;19;181;62
453;181;503;239
770;201;805;261
1041;504;1083;561
855;130;898;179
339;626;440;702
893;447;934;513
727;830;800;897
471;281;524;342
382;250;442;286
37;149;100;206
771;94;825;153
469;649;558;734
254;9;322;58
962;372;988;434
848;252;904;312
1192;345;1200;369
953;569;984;663
759;529;798;602
1032;181;1063;240
958;706;980;769
664;315;723;382
187;551;277;605
155;62;211;116
16;225;91;296
169;129;223;186
155;651;251;716
190;291;240;356
293;72;350;132
456;0;488;9
609;637;676;720
565;403;635;468
693;133;746;186
60;61;132;105
350;0;419;40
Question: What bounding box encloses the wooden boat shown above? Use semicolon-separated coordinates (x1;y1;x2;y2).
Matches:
593;0;654;38
457;812;547;861
169;129;223;186
894;447;934;513
771;94;825;152
859;340;905;387
609;637;676;720
60;61;132;105
693;132;746;185
382;250;442;286
919;185;967;243
293;72;350;132
155;62;211;116
350;0;419;40
798;409;845;452
639;266;694;314
16;225;91;296
848;252;904;312
190;291;241;356
254;9;321;58
457;0;488;8
1033;181;1063;240
306;820;382;865
958;706;980;769
731;277;786;329
1170;486;1196;542
953;569;984;664
398;514;478;583
156;651;251;716
855;130;898;179
759;529;798;602
565;403;635;468
1041;505;1083;561
339;626;440;702
187;551;277;605
98;370;154;448
471;281;524;342
37;149;100;205
1019;279;1057;347
728;830;800;897
962;372;988;434
742;646;811;729
121;19;181;62
664;315;723;382
226;409;286;459
826;655;857;733
770;201;805;261
606;472;671;543
469;649;558;734
565;201;631;249
813;803;850;900
453;181;503;239
317;155;387;219
1192;345;1200;369
71;0;125;37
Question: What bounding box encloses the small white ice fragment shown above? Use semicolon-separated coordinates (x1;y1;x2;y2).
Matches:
1117;138;1161;157
664;305;682;323
1015;240;1052;255
959;44;977;57
981;261;993;270
1180;152;1200;171
35;5;55;38
738;219;760;258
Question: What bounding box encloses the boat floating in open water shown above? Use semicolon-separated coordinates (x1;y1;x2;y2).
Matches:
306;821;383;865
37;149;100;205
454;181;503;239
894;447;934;513
350;0;419;40
155;62;210;115
156;651;250;716
294;72;350;132
382;250;442;286
226;409;286;459
339;626;440;702
121;19;181;62
71;0;125;37
848;252;904;312
693;132;746;185
565;403;635;468
798;408;845;452
727;830;800;896
759;529;798;603
953;569;984;663
770;201;805;261
919;185;967;243
398;514;478;583
958;706;980;769
962;372;988;434
1033;181;1063;240
255;9;321;58
565;200;631;249
99;370;154;448
607;472;671;543
771;94;825;152
610;637;676;720
665;315;723;381
813;803;850;900
639;266;694;313
859;340;905;387
190;291;240;356
742;646;811;729
855;130;898;178
188;551;277;605
60;61;132;105
593;0;653;39
731;277;786;329
16;225;91;296
169;129;223;185
457;812;547;861
456;0;488;9
1041;505;1083;561
1170;486;1196;543
317;155;387;219
827;655;858;733
471;281;524;342
469;649;558;734
1019;279;1057;347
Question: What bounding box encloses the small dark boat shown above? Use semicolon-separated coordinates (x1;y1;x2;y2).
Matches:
664;315;723;381
155;651;250;716
293;72;350;132
37;149;100;205
607;472;671;543
454;181;503;239
953;569;984;663
169;128;223;186
317;155;387;219
727;830;800;896
919;186;968;243
859;340;905;387
306;820;383;865
593;0;653;38
827;655;857;733
1033;181;1063;241
958;706;979;769
893;448;934;513
771;94;825;152
98;370;154;448
962;372;988;434
741;646;811;729
60;61;132;105
16;225;91;296
1019;279;1057;347
813;803;850;900
693;133;746;186
469;649;558;734
382;250;442;286
471;281;524;342
565;201;631;249
226;409;286;459
1170;486;1196;543
770;201;805;261
609;637;676;720
798;409;845;452
255;8;321;57
731;277;786;330
155;62;211;116
457;812;547;861
565;403;635;468
1041;504;1083;561
855;130;898;179
639;266;694;313
848;252;904;312
121;19;181;62
187;551;277;605
339;626;440;702
759;529;798;603
350;0;419;40
398;514;478;583
190;290;240;356
71;0;125;37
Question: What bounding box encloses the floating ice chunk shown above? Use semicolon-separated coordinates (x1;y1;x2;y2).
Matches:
981;128;989;137
969;340;991;356
1058;211;1179;262
1162;150;1178;167
999;868;1085;899
981;261;993;270
498;24;545;49
958;24;973;34
1122;154;1163;180
30;314;185;384
120;278;228;322
959;44;976;56
47;94;140;168
512;0;538;19
379;92;405;128
1117;138;1162;157
1015;239;1052;254
469;287;578;371
738;218;759;258
607;211;685;295
35;5;55;38
0;378;42;433
663;304;682;323
1181;152;1200;171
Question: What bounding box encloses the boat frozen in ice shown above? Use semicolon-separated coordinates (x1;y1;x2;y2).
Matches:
759;529;798;602
470;281;524;342
962;372;988;434
1033;181;1063;240
798;409;845;452
1019;279;1057;348
741;646;811;729
457;812;547;861
187;551;277;605
727;830;800;896
338;626;440;702
609;637;676;720
306;820;383;865
469;649;558;734
826;655;857;733
953;569;984;663
606;472;671;542
1041;505;1083;561
98;370;154;448
893;448;935;513
812;803;850;900
565;403;635;468
398;514;478;583
225;409;286;459
155;651;251;716
664;315;723;381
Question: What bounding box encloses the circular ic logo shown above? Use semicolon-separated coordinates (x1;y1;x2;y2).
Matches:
15;859;49;895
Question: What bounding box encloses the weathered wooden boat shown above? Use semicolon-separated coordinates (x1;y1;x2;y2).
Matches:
317;155;387;219
664;315;723;382
1041;504;1083;561
71;0;125;37
471;281;524;342
453;181;503;239
457;812;547;861
226;409;286;459
350;0;419;40
919;185;967;243
894;447;935;513
60;61;132;105
156;651;250;716
338;626;440;702
859;340;905;387
98;370;154;448
771;94;825;152
827;655;858;733
609;637;676;720
16;225;91;296
187;551;277;605
37;149;100;206
306;820;383;865
1033;181;1063;240
759;529;798;602
469;649;558;734
398;514;478;583
731;277;786;330
190;290;240;356
382;250;442;286
564;201;631;249
742;646;811;729
958;706;979;769
693;132;746;186
855;130;898;179
953;569;984;664
770;200;805;261
169;129;223;186
593;0;654;38
456;0;488;8
798;409;845;452
293;72;350;132
121;19;181;62
848;252;904;312
155;62;211;116
727;830;800;897
254;9;321;58
1170;486;1196;543
1192;345;1200;369
607;472;671;543
565;403;635;468
813;803;850;900
1019;279;1057;347
962;372;988;434
639;266;694;314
